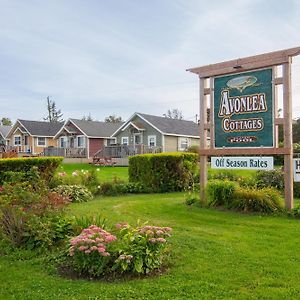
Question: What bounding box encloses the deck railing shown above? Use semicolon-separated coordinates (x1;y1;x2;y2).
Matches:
43;147;87;158
94;144;162;158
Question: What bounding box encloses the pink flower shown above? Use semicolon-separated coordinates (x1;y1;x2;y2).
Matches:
79;246;87;251
85;249;91;254
101;252;110;257
105;235;117;243
157;238;166;243
72;171;78;176
115;222;129;230
98;247;106;253
58;172;67;177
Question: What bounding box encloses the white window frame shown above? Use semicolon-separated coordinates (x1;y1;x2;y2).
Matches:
14;135;21;146
179;137;189;151
121;136;129;145
59;136;68;148
37;137;46;147
76;135;85;148
148;135;156;147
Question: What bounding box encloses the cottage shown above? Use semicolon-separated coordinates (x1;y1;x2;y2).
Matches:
6;120;62;155
110;112;200;156
53;118;123;158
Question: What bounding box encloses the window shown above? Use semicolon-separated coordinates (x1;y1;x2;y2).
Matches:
77;136;85;148
121;137;129;145
179;137;189;151
148;135;156;147
37;137;46;147
60;136;67;148
14;135;21;146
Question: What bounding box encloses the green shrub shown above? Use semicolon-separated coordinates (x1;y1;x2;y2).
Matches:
129;152;198;192
0;182;71;249
66;223;172;277
231;187;283;213
206;180;238;207
0;157;63;184
256;169;284;190
53;185;93;203
208;170;240;181
112;223;172;274
97;181;150;196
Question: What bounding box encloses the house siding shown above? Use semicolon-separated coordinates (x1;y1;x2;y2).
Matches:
164;136;199;152
116;115;162;146
89;138;105;158
164;136;178;152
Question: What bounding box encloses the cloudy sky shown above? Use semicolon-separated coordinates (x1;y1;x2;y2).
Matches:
1;0;300;123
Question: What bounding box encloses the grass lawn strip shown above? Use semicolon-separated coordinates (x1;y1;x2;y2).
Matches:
1;193;300;299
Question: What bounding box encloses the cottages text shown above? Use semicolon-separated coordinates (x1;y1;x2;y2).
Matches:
218;90;267;133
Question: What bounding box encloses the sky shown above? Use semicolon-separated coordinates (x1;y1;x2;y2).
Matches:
0;0;300;123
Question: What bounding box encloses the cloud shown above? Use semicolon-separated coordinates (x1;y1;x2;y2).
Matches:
0;0;300;122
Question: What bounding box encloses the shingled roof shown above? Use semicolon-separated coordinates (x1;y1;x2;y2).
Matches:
70;119;123;137
18;120;63;136
0;125;12;139
138;113;199;137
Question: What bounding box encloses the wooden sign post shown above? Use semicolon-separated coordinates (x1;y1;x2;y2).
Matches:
187;47;300;209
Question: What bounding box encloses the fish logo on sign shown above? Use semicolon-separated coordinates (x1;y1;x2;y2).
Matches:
226;75;258;92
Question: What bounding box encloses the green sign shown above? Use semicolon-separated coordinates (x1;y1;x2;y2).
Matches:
214;68;274;148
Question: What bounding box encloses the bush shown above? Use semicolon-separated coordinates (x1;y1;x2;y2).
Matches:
231;187;283;213
112;223;172;274
0;157;63;184
256;169;284;190
206;180;238;207
97;181;150;196
66;223;172;277
129;152;198;192
68;225;117;277
0;181;71;249
53;185;93;203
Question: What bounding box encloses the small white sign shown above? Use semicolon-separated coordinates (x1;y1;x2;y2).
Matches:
294;159;300;182
211;156;274;170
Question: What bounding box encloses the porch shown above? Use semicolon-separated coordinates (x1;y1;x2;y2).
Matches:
94;144;162;159
42;147;87;158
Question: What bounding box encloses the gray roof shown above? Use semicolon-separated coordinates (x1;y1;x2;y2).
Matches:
70;119;123;137
138;113;200;137
18;120;63;136
0;125;12;138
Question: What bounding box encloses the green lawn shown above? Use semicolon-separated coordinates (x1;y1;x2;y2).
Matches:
58;163;129;182
2;193;300;299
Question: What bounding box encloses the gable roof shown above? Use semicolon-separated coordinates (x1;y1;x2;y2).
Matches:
17;120;63;136
113;112;200;138
0;125;12;139
68;119;123;138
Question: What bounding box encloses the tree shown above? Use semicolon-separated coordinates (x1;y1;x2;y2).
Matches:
0;117;12;126
163;109;183;120
82;113;95;121
44;96;63;123
105;115;123;123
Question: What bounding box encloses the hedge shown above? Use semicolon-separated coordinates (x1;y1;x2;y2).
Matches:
0;157;63;183
128;152;198;192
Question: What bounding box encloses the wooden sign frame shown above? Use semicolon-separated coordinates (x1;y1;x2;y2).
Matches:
187;47;300;209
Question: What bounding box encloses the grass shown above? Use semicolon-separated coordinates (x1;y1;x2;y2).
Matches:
2;193;300;299
58;163;129;182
